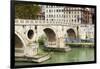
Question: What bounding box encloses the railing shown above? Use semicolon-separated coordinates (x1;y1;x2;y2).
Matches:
15;19;45;25
15;19;94;26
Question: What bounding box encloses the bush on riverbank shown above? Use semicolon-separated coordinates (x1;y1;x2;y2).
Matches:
38;35;47;46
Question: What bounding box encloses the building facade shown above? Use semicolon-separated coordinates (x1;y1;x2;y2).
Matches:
36;5;95;40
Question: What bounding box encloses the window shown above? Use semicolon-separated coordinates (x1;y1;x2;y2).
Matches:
49;15;51;17
49;10;51;12
59;15;61;17
77;11;79;14
57;15;58;17
69;11;71;14
51;19;53;21
75;19;76;22
57;9;58;12
47;15;48;17
54;15;55;17
46;10;48;13
75;11;76;14
69;20;70;22
51;6;53;8
62;15;63;18
71;11;73;14
72;19;73;22
59;9;61;12
51;15;53;17
69;15;70;18
72;15;73;18
62;9;64;12
74;15;76;18
54;10;55;12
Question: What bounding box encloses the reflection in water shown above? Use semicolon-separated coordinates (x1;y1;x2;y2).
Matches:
15;48;94;66
42;48;94;64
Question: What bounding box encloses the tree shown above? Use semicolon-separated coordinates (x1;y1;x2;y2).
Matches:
38;34;47;46
15;2;41;19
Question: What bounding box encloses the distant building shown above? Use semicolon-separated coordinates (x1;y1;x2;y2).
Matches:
43;5;95;40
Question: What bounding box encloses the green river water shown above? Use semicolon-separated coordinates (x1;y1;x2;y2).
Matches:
15;47;94;66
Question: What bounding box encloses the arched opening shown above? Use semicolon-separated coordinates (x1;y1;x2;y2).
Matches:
27;29;34;39
15;34;24;54
15;34;23;48
67;29;76;43
44;28;56;42
67;29;76;39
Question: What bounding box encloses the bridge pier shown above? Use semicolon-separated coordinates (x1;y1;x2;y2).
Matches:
25;43;38;57
44;37;71;52
57;37;65;48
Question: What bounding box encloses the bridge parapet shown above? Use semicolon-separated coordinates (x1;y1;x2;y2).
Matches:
15;19;79;26
15;19;45;25
15;19;94;26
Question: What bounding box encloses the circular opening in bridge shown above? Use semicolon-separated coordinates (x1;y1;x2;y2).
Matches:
67;29;76;39
27;29;34;39
44;28;56;42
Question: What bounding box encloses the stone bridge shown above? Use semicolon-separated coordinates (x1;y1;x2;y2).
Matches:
15;19;79;56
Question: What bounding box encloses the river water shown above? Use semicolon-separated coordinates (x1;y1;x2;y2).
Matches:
15;47;94;66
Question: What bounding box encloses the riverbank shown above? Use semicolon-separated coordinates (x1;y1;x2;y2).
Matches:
66;43;94;48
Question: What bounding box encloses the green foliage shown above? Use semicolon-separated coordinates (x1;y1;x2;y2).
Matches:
38;35;47;46
38;38;44;46
15;2;41;19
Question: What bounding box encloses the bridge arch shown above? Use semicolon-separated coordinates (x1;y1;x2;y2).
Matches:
15;31;26;48
67;28;76;39
15;31;26;55
43;28;56;42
